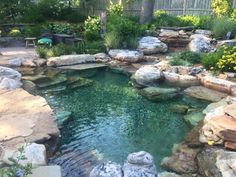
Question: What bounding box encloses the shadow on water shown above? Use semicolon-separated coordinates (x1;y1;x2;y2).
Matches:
28;68;209;177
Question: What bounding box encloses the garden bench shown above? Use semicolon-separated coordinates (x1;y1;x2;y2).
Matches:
25;37;37;48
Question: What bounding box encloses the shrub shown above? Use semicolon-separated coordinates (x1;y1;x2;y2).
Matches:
24;25;44;37
217;46;236;72
200;47;224;70
84;16;101;41
105;32;120;49
21;5;45;23
65;11;86;23
171;51;201;65
231;8;236;20
178;15;200;27
85;41;106;54
198;16;213;29
212;0;232;17
36;46;48;58
9;28;22;37
108;1;123;16
46;23;73;35
152;11;179;27
212;17;236;39
169;58;191;66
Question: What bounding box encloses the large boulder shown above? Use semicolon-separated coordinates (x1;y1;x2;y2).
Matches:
140;87;180;101
108;49;144;63
28;166;62;177
94;53;111;63
200;76;236;95
184;86;228;102
0;88;59;147
47;54;96;67
138;36;168;54
1;143;47;167
0;66;22;90
197;148;236;177
158;172;181;177
90;162;123;177
132;65;163;88
123;151;157;177
163;72;200;87
188;34;214;53
161;143;199;174
200;102;236;149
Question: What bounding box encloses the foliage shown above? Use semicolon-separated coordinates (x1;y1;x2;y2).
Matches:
46;23;73;35
152;10;180;27
36;46;48;58
24;26;44;37
84;16;101;41
105;15;143;49
212;17;236;39
217;46;236;72
65;11;86;23
198;16;213;29
169;58;191;66
200;47;224;70
212;0;232;17
171;51;201;65
9;28;22;37
178;15;200;27
231;8;236;20
85;40;106;54
0;145;32;177
108;1;124;16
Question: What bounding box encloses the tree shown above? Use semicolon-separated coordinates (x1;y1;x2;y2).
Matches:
139;0;155;24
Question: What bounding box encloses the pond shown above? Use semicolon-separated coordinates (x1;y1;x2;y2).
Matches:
32;68;208;177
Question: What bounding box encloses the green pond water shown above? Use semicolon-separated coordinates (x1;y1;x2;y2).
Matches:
34;68;208;176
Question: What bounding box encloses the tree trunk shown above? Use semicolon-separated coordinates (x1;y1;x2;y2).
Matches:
140;0;155;24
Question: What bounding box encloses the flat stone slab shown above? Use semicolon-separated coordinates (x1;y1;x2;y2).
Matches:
0;88;59;148
28;166;62;177
59;63;107;71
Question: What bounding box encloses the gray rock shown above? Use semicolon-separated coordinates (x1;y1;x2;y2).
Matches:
47;54;96;67
195;29;212;37
132;66;163;87
184;111;205;126
170;104;189;114
90;162;123;177
197;148;236;177
94;53;111;63
158;172;181;177
28;165;62;177
108;49;144;63
188;34;215;53
33;59;47;67
123;151;158;177
138;36;168;54
140;87;180;101
0;66;22;90
8;57;22;67
22;80;36;94
2;143;47;167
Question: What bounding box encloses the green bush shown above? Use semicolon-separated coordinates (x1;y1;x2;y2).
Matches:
65;11;86;23
171;51;201;65
36;46;48;58
106;15;143;49
169;58;191;66
198;16;213;29
178;15;200;27
212;0;232;17
212;17;236;39
84;16;101;41
24;25;44;37
85;41;106;54
152;11;180;27
200;47;224;70
231;8;236;20
217;46;236;72
108;1;124;16
8;28;22;37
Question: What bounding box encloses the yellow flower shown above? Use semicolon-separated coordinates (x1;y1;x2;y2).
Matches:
208;140;215;146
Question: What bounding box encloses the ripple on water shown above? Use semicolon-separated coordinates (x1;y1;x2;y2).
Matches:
35;69;208;177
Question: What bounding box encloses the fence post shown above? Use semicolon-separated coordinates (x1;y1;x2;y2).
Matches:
183;0;187;15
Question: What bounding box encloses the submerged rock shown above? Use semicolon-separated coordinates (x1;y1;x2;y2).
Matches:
123;151;157;177
132;65;163;88
67;76;94;89
138;36;168;54
37;75;67;88
161;143;199;174
184;86;228;102
28;166;62;177
56;111;72;128
47;54;96;67
197;148;236;177
0;66;22;90
170;104;189;114
184;111;205;126
108;49;144;63
140;87;180;101
90;162;123;177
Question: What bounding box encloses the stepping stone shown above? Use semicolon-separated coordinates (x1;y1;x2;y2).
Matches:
59;63;107;71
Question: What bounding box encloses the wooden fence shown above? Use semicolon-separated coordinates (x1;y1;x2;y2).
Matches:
88;0;236;16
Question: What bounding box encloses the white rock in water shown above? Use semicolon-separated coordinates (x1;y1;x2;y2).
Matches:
90;162;123;177
108;49;144;63
138;36;168;54
123;151;158;177
0;66;22;89
132;65;163;87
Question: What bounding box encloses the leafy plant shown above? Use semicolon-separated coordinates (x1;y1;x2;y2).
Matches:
200;47;224;70
217;46;236;72
212;0;232;17
171;51;201;65
36;46;48;58
212;17;236;39
84;16;101;41
85;40;106;54
0;145;33;177
169;58;191;66
9;28;22;37
108;1;124;16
